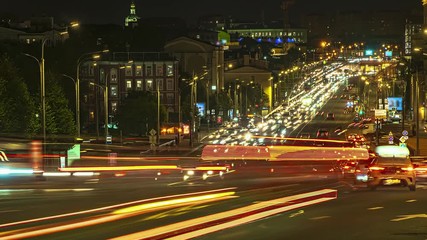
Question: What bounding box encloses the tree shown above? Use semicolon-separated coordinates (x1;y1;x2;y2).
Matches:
0;55;38;136
115;91;167;136
44;72;76;136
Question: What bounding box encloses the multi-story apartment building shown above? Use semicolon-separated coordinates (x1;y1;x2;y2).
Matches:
79;52;179;129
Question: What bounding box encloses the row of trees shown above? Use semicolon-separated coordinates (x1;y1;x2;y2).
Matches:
0;53;168;139
0;55;75;138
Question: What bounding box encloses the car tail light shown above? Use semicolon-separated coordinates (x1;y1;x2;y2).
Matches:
343;166;350;169
369;166;384;171
401;166;414;172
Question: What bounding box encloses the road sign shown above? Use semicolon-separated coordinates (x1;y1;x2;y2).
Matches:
149;135;157;144
402;130;408;136
149;129;157;136
399;136;406;143
106;135;112;144
375;109;387;119
399;143;407;148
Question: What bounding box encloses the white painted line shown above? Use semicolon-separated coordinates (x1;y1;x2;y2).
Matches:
368;207;384;210
406;199;417;203
289;210;304;218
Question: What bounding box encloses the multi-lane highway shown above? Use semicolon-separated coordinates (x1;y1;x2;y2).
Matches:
1;61;426;239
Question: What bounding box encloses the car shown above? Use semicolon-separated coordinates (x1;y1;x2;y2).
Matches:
316;128;329;139
326;112;335;120
342;155;375;183
366;146;416;191
298;132;311;139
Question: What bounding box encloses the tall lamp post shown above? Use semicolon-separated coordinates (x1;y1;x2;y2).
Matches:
40;38;48;145
76;49;109;137
23;38;48;144
89;82;109;142
62;74;78;135
157;83;160;145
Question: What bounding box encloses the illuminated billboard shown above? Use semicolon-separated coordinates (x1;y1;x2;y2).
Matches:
196;102;205;117
387;97;402;111
385;51;392;57
365;50;373;56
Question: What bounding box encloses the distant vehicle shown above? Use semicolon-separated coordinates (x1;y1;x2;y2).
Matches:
367;146;415;191
316;128;329;139
326;112;335;120
346;123;375;139
298;132;311;139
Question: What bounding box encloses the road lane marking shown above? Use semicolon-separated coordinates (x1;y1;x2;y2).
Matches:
368;207;384;210
390;214;427;222
406;199;417;203
289;210;304;218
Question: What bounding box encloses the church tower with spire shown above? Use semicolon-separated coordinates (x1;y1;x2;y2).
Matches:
125;1;140;28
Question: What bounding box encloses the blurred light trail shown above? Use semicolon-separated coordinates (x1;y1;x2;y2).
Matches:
0;187;236;228
113;191;236;214
111;189;337;240
0;190;236;239
59;165;179;172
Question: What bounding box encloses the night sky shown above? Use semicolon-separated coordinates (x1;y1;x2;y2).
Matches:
1;0;423;26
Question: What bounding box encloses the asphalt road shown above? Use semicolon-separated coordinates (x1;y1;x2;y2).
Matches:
1;169;426;240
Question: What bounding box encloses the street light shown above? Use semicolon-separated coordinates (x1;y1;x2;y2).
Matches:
76;49;109;137
62;74;78;136
23;38;48;144
89;82;109;142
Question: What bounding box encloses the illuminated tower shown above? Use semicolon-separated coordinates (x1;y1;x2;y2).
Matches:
125;1;140;28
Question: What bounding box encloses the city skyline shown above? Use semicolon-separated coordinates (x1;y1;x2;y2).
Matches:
1;0;422;26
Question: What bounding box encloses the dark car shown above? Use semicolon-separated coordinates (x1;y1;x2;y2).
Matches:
326;112;335;120
316;128;329;139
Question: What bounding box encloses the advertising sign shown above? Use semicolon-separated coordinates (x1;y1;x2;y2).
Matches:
365;50;373;56
196;102;205;117
387;97;402;111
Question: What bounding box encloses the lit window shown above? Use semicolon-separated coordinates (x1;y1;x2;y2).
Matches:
125;66;133;76
136;65;143;76
110;85;118;97
89;111;95;120
136;80;142;90
166;64;173;76
111;102;117;113
126;80;132;90
110;68;117;83
146;79;153;91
